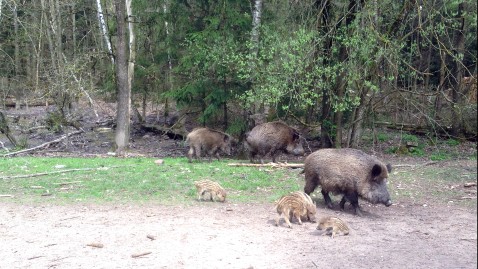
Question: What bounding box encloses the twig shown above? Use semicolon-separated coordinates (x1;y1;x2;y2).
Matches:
0;166;126;180
87;243;104;248
28;256;44;260
52;181;83;185
227;162;304;168
0;194;14;198
131;251;152;258
2;129;84;157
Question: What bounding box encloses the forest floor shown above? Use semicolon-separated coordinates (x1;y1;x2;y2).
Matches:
0;102;477;269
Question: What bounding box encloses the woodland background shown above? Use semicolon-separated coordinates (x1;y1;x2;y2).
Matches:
0;0;476;153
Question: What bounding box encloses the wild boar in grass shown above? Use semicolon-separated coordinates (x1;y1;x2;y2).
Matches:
245;121;304;164
186;128;232;163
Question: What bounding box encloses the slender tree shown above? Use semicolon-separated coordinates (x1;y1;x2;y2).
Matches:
114;0;131;154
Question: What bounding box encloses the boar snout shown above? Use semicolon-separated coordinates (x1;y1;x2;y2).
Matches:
385;199;392;207
286;143;305;156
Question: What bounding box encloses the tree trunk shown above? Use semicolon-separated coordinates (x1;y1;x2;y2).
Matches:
348;87;369;147
0;111;17;147
114;0;131;154
96;0;114;64
250;0;264;117
451;2;465;137
13;3;23;110
163;1;174;118
315;0;333;148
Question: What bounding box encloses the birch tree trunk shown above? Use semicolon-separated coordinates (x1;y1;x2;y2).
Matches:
250;0;265;119
163;1;174;117
126;0;135;101
114;0;131;154
0;0;3;22
96;0;114;64
250;0;262;58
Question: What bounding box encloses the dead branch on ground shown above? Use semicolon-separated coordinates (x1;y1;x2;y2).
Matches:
227;162;304;168
0;166;126;180
2;129;84;157
131;251;152;258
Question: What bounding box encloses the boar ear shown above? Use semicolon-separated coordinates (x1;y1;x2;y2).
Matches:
292;130;300;141
223;135;230;142
371;164;382;179
386;163;392;173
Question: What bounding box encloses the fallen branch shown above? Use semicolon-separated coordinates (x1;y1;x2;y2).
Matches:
464;182;477;188
27;256;44;260
146;234;156;240
131;251;152;258
0;166;126;180
87;243;104;248
227;162;304;168
2;129;84;157
52;181;83;186
140;124;187;140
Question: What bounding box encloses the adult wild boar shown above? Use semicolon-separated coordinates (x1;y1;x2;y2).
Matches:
245;121;304;163
303;148;392;216
186;128;232;162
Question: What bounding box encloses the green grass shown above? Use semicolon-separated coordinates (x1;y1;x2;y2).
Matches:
0;157;304;205
390;163;477;208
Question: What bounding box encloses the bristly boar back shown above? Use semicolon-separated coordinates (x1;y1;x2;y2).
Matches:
303;148;392;216
245;121;304;164
186;128;233;163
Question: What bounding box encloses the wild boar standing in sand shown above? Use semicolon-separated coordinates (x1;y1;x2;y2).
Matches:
303;148;392;216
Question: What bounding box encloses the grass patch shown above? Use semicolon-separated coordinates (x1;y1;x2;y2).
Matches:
0;157;304;205
390;163;477;208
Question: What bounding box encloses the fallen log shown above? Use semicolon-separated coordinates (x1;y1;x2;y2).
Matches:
374;121;477;141
227;162;304;168
2;129;84;157
141;124;187;140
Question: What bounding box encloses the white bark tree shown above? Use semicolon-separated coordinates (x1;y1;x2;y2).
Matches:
126;0;135;95
96;0;114;64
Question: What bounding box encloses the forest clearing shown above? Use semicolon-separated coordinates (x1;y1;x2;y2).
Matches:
1;1;477;268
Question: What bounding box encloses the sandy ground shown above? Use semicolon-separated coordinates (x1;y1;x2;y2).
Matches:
1;200;476;269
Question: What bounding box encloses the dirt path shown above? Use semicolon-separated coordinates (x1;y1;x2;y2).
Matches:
1;201;476;269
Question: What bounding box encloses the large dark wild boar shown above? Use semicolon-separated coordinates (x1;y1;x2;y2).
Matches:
303;148;392;216
186;128;232;162
245;121;304;163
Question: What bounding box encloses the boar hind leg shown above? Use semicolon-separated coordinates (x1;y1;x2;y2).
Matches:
321;190;334;209
193;145;202;161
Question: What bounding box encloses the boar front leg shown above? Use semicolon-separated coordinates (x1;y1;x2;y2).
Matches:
340;192;362;216
321;190;334;209
188;147;195;163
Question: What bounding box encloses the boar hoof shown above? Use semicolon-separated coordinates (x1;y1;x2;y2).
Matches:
354;208;363;217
